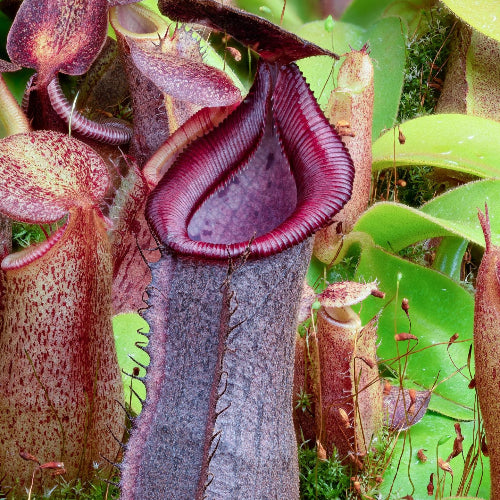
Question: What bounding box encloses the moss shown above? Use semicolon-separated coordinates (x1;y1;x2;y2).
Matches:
12;222;47;251
1;474;120;499
398;6;454;122
12;217;67;252
299;445;351;499
298;427;393;499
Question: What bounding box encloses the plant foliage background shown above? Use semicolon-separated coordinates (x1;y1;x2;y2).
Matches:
1;0;500;498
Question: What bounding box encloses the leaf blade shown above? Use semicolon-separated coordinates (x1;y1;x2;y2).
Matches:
372;114;500;177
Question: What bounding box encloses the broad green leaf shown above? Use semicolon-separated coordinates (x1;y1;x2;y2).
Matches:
373;114;500;177
309;181;500;419
354;244;475;420
340;0;394;27
113;313;150;415
354;202;462;251
297;21;363;107
383;0;436;38
428;389;476;420
441;0;500;42
422;178;500;228
297;17;406;139
140;0;162;13
432;236;468;281
381;412;490;499
235;0;308;30
283;0;321;22
353;180;500;251
341;0;443;35
366;18;407;138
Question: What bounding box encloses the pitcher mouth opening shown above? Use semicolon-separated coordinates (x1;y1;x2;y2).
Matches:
2;215;69;271
110;4;163;38
146;62;354;261
186;115;297;247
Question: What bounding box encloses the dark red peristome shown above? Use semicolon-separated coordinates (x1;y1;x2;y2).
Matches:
158;0;338;64
47;76;133;145
146;60;270;257
146;61;354;259
143;104;237;189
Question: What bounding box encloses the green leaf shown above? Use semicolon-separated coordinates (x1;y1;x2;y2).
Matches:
368;18;407;138
235;0;308;30
341;0;444;36
353;179;500;251
297;17;406;139
113;313;150;415
354;243;475;420
340;0;394;27
432;236;468;281
441;0;500;42
428;390;475;420
312;181;500;418
296;21;363;107
422;178;500;230
372;114;500;177
140;0;162;13
354;202;461;251
383;0;435;38
381;413;490;499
